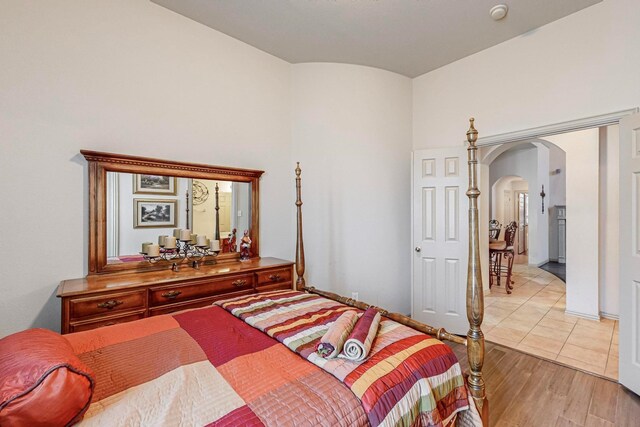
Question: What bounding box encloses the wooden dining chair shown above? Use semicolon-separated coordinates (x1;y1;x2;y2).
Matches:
489;221;517;293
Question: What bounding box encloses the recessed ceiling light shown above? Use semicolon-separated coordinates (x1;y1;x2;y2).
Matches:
490;4;509;21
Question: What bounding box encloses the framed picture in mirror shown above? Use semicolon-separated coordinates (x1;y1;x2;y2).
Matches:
134;199;178;228
133;174;177;195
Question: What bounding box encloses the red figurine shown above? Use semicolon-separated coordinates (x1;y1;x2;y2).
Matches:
227;228;237;253
240;230;252;260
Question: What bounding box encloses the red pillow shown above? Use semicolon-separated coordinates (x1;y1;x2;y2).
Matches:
0;328;95;426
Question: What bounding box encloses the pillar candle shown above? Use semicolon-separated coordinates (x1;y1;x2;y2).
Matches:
164;236;177;249
147;244;160;257
173;229;182;238
141;242;153;254
158;235;168;246
180;229;191;241
190;233;198;244
205;238;211;247
196;235;207;246
210;240;220;251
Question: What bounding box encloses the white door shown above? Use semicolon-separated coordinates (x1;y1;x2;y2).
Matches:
620;112;640;394
516;191;528;254
412;148;469;335
558;207;566;264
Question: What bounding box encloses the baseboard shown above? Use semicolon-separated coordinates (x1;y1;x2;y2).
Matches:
565;309;600;321
600;312;619;321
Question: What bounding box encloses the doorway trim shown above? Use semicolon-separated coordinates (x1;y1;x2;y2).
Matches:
467;108;638;147
476;108;638;320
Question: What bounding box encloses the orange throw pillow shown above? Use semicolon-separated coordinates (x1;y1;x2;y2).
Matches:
0;328;94;426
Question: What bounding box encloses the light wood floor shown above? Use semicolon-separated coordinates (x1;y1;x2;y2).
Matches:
447;341;640;427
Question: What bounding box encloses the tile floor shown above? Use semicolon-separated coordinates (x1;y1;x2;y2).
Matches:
484;262;618;380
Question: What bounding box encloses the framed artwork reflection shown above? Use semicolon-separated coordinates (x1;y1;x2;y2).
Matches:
133;174;177;195
134;199;178;228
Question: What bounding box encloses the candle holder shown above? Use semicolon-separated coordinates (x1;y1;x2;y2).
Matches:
141;240;220;271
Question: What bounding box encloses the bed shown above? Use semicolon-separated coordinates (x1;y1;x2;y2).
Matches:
0;119;487;426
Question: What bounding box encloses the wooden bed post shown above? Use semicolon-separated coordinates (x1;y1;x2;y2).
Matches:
214;182;220;241
295;162;306;290
465;118;488;422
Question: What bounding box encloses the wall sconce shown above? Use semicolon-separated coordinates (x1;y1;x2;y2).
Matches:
540;185;546;213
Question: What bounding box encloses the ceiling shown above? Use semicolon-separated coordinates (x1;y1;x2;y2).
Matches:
151;0;602;78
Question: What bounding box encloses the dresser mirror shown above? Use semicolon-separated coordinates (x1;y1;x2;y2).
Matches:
82;150;263;275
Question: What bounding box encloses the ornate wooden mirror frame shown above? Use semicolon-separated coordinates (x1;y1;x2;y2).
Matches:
82;150;263;275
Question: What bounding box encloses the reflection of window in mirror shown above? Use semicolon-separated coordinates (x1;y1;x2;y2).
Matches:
106;172;251;264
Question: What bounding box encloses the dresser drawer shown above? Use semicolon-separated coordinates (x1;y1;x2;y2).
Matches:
69;290;146;320
149;273;254;306
256;267;292;287
149;289;255;317
69;311;146;333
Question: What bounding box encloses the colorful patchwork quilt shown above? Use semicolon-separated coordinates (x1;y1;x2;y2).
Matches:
64;290;470;426
67;307;368;426
218;290;470;426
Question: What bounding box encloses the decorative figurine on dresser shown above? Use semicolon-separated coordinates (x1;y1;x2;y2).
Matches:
240;230;252;260
227;228;237;253
57;150;294;334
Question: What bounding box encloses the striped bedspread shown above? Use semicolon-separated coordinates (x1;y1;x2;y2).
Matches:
65;306;368;426
218;290;469;426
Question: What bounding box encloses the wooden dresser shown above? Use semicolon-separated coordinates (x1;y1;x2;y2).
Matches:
57;257;293;334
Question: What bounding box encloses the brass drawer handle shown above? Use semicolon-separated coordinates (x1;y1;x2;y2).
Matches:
161;290;182;299
104;322;117;327
97;300;123;310
268;274;281;281
232;279;247;287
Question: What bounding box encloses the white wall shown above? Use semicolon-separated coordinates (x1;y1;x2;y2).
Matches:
548;145;567;208
545;129;600;318
291;63;413;314
413;0;640;149
599;125;620;318
0;0;293;337
533;143;550;267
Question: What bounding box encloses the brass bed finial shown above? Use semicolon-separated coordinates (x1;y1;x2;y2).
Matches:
467;117;478;146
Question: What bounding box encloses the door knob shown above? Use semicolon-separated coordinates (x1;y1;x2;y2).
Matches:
415;247;421;252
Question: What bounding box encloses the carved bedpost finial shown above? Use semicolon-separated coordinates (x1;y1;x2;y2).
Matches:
295;162;306;290
466;117;478;146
